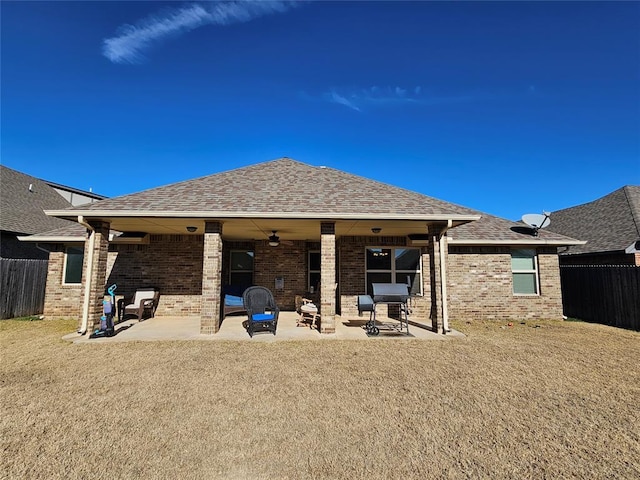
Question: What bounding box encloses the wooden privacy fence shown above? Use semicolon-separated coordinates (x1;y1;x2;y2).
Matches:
559;265;640;331
0;259;48;319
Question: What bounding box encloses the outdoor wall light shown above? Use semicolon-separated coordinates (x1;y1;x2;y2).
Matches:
371;227;382;234
186;226;198;233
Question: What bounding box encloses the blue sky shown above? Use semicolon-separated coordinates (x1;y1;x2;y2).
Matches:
2;1;638;221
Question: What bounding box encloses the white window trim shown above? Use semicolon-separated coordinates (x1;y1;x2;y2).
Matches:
62;245;83;286
511;249;540;296
365;246;423;296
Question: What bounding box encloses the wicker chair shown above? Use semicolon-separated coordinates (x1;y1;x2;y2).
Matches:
117;287;160;322
242;286;279;337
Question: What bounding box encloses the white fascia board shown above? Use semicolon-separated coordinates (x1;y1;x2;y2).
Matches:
17;235;85;243
44;210;482;222
448;239;588;246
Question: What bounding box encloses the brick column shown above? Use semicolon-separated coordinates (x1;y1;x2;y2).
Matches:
81;221;110;334
201;221;223;334
428;226;444;334
320;222;336;334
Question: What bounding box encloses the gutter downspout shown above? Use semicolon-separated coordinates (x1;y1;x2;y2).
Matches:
78;216;95;335
439;219;452;334
35;243;51;255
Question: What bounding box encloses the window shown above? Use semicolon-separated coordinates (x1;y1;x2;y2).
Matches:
229;250;254;288
63;246;84;284
308;251;320;293
365;247;422;295
511;249;539;295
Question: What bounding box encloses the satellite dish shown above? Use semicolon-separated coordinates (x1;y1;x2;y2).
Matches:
521;212;550;237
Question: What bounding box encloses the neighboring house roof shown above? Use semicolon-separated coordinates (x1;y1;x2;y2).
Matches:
0;165;74;235
45;180;106;206
548;186;640;255
40;157;580;245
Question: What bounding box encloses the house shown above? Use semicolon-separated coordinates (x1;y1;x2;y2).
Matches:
0;165;105;259
547;186;640;265
21;158;582;335
1;165;106;319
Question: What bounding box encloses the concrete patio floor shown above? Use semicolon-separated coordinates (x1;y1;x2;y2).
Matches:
63;311;464;343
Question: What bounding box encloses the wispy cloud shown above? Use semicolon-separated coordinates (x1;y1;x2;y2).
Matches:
322;86;485;112
103;1;299;64
325;90;361;112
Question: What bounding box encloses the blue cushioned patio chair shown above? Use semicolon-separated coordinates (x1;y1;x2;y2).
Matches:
242;286;279;337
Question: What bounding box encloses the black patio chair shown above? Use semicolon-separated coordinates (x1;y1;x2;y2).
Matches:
242;286;279;337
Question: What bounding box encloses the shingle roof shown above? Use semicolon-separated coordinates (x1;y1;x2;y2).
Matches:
55;158;479;217
42;157;580;245
447;211;579;244
547;186;640;254
18;222;87;240
0;165;73;235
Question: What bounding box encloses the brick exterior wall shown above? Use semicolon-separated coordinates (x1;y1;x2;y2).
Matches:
320;222;336;333
447;246;563;321
43;246;84;319
338;236;434;324
108;235;204;316
107;234;204;317
42;233;566;327
44;234;205;321
82;221;110;333
254;240;309;309
201;222;223;334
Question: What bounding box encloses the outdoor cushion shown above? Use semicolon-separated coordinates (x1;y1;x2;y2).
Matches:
251;313;275;321
225;295;243;306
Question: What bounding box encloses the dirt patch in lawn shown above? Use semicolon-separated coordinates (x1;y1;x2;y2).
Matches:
1;318;639;479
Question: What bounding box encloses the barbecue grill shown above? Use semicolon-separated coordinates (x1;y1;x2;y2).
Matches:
360;283;411;335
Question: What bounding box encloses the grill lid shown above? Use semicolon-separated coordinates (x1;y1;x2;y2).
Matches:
371;283;410;303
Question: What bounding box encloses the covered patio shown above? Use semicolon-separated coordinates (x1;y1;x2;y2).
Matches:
63;311;464;343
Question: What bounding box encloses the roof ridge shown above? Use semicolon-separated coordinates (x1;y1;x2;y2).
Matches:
623;185;640;236
551;185;631;214
68;157;305;209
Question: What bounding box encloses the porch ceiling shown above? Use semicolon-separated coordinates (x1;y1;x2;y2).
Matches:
88;217;465;240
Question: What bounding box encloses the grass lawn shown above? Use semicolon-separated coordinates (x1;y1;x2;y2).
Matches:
1;318;639;479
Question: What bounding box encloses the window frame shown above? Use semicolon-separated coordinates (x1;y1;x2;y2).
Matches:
365;246;423;296
62;245;84;285
511;248;540;295
229;249;254;287
308;250;321;293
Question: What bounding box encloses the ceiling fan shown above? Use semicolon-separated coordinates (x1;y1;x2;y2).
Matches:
268;230;294;247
